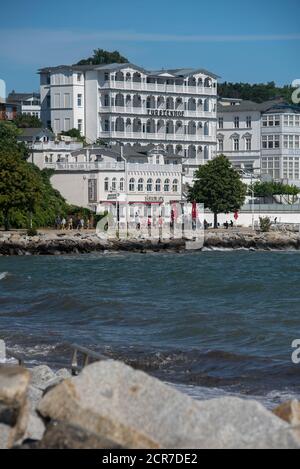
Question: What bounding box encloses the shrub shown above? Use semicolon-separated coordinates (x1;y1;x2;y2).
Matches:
259;216;272;232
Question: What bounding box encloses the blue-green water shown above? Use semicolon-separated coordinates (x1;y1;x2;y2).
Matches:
0;251;300;406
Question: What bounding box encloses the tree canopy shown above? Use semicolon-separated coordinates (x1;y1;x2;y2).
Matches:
0;122;91;230
76;49;129;66
13;114;43;128
188;155;247;228
250;181;300;203
218;81;296;104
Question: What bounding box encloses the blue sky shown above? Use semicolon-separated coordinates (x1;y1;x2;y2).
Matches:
0;0;299;93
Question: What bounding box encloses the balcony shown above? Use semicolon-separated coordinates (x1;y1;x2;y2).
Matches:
127;163;182;172
100;80;217;96
99;131;215;143
45;162;125;171
32;141;83;151
99;106;216;119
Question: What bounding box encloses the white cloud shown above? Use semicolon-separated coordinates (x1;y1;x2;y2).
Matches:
0;29;299;66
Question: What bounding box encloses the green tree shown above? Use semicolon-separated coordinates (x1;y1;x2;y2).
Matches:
188;155;247;228
60;128;86;143
0;121;28;160
218;81;298;104
0;148;42;230
13;114;43;128
76;49;129;66
250;181;300;203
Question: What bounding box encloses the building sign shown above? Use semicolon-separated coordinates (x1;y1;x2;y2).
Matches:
147;109;184;118
145;196;164;203
107;193;119;201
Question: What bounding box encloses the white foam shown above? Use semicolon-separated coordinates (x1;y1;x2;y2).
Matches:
0;272;8;281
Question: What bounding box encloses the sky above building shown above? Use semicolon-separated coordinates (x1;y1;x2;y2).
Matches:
0;0;299;93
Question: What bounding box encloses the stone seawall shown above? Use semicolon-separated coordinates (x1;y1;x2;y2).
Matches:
0;230;300;255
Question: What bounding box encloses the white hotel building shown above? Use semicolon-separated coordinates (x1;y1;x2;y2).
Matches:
39;62;218;182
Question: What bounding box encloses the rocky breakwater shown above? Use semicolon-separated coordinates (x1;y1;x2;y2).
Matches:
0;232;186;256
1;358;300;449
1;230;300;255
204;230;300;251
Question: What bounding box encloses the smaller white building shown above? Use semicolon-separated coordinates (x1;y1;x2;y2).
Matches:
45;145;183;217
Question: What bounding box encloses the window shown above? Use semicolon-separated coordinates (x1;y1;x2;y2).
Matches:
246;137;251;151
104;177;109;192
138;178;144;192
46;75;51;85
155;179;161;192
77;94;82;107
77;119;82;133
234;117;239;129
64;93;71;108
104;72;109;81
234;138;239;151
262;135;280;149
172;179;178;192
46;94;51;108
218;139;224;152
119;178;125;192
246;116;252;128
104;95;110;107
218;117;224;129
64;118;71;131
111;178;117;191
104;119;109;132
77;73;82;82
129;178;135;192
146;178;153;192
88;180;97;203
164;179;170;192
156;155;160;164
263;115;281;127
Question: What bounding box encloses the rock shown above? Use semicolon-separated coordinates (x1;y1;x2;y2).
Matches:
36;421;123;449
38;360;291;449
30;365;56;391
0;340;6;362
23;412;45;442
273;400;300;425
27;386;43;413
0;366;30;448
55;369;71;379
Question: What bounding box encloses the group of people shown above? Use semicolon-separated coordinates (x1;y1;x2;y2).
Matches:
54;216;93;231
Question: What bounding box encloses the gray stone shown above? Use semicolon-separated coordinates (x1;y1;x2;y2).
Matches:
0;340;6;362
0;366;30;448
27;385;43;412
23;412;45;442
30;365;56;390
38;360;291;449
55;368;71;379
36;421;123;449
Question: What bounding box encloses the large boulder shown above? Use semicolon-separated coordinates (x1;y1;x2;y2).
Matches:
38;360;294;449
273;400;300;425
30;365;56;391
36;421;123;449
0;366;30;448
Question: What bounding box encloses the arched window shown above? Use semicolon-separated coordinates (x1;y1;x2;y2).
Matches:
172;179;178;192
155;179;161;192
138;178;144;192
164;179;170;192
129;178;135;192
147;178;153;192
104;177;109;192
111;177;117;191
119;178;125;192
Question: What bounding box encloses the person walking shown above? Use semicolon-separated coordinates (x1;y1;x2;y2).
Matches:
68;217;73;231
61;217;66;230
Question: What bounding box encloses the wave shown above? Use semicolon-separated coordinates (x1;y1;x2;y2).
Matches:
0;272;9;281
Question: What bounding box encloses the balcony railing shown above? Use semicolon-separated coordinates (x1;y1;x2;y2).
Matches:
45;162;125;171
99;131;215;143
99;106;216;118
127;163;182;172
32;141;83;151
100;81;217;95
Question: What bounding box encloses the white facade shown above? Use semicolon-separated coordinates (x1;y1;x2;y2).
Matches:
46;145;183;212
217;99;300;185
39;62;218;183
